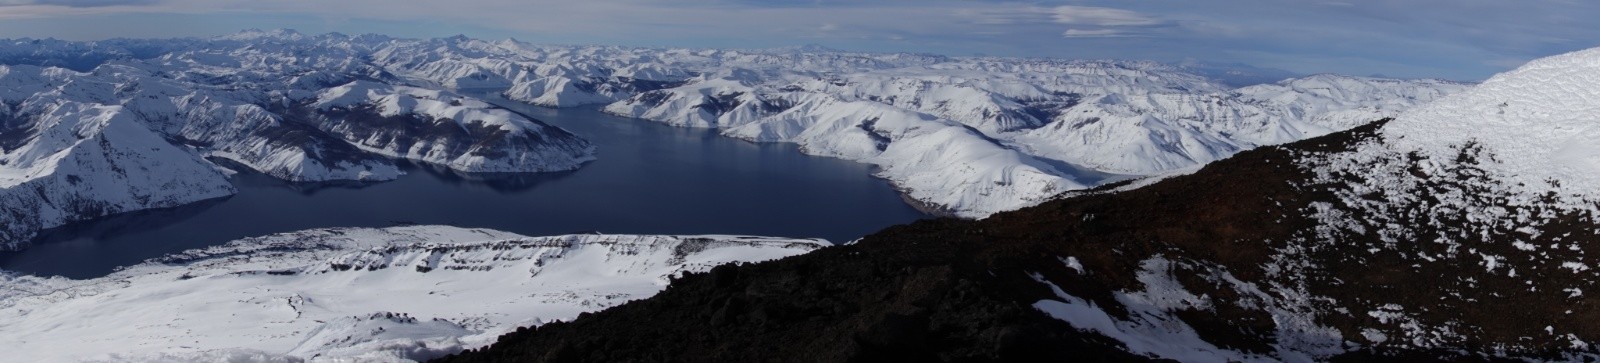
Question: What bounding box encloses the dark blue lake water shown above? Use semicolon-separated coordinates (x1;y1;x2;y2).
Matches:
0;95;929;279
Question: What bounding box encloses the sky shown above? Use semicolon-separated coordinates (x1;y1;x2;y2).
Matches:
0;0;1597;80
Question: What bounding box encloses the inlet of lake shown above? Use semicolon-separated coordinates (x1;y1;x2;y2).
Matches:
0;93;930;279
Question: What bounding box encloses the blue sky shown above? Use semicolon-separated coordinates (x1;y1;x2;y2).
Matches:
0;0;1596;80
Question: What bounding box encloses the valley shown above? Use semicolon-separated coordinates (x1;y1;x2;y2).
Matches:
0;103;925;278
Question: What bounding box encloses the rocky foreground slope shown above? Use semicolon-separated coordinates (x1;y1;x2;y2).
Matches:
0;226;824;362
435;48;1600;362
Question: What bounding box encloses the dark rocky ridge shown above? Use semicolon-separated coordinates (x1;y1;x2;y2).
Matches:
433;120;1598;362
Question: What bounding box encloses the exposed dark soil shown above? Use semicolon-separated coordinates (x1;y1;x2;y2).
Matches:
433;120;1599;362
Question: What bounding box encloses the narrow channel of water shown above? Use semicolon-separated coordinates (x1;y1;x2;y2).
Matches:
0;97;929;279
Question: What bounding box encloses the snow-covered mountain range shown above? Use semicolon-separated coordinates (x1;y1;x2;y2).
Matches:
0;33;596;250
4;28;1593;363
433;46;1600;362
0;29;1467;250
0;226;825;362
356;33;1471;217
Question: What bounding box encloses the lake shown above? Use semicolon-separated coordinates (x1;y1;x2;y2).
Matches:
0;94;930;278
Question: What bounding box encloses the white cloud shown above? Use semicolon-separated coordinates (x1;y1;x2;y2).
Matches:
1062;29;1133;38
0;0;150;6
0;3;155;19
1052;5;1162;27
953;6;1054;25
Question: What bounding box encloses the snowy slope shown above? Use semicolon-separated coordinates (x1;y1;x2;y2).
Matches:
1295;48;1600;259
0;226;826;362
0;99;235;249
720;95;1086;216
586;56;1466;216
998;48;1600;361
307;81;594;173
1381;48;1600;201
1113;46;1600;358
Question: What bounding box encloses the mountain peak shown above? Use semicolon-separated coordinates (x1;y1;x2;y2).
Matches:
1384;46;1600;203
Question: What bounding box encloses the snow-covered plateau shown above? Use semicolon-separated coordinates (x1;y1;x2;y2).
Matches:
0;226;826;362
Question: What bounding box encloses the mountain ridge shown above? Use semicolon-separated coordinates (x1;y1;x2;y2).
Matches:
0;45;596;250
436;116;1599;362
431;45;1600;362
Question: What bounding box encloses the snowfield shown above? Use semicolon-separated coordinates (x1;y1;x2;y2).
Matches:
0;226;826;362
